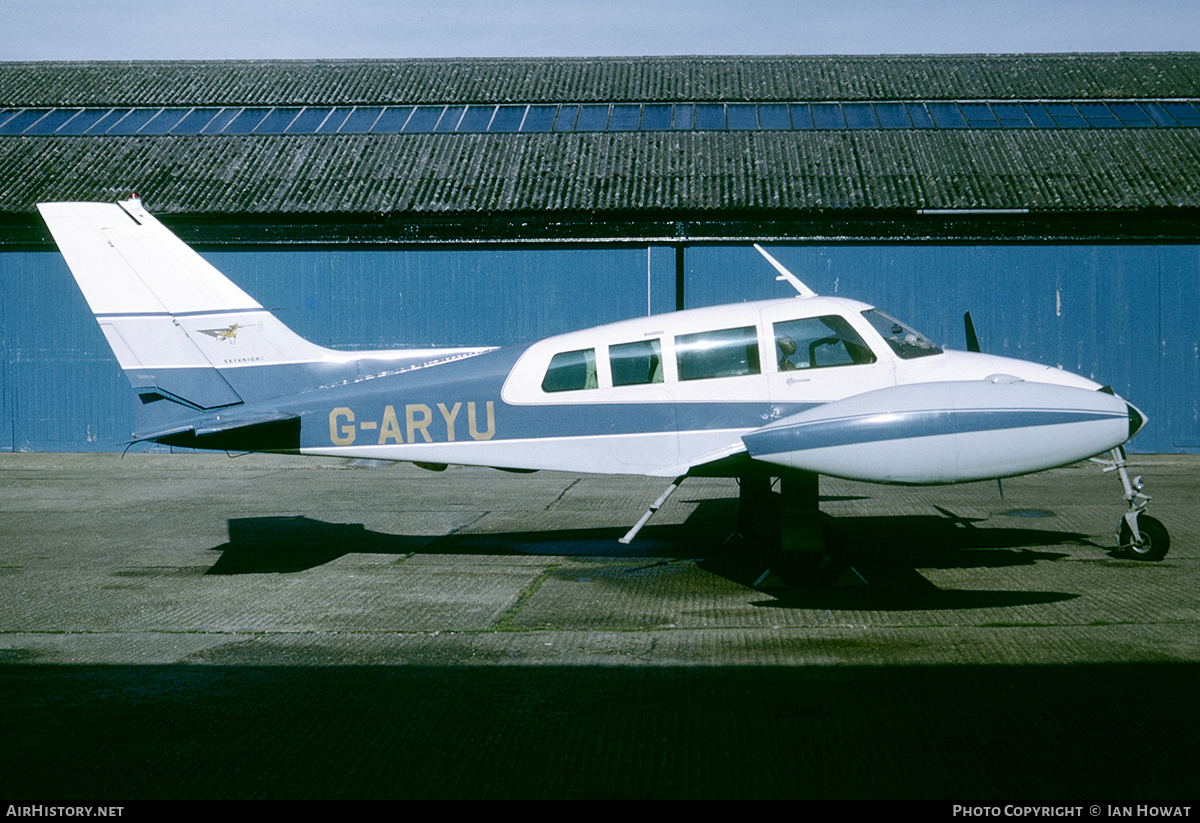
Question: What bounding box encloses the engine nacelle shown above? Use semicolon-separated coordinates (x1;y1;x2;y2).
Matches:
743;378;1141;484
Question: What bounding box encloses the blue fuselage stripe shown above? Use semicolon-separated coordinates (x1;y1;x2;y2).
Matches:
198;345;810;447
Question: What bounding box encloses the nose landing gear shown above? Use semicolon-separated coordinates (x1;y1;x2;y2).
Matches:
1092;447;1170;561
1118;512;1170;561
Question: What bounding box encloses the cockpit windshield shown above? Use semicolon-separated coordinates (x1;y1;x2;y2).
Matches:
861;309;943;359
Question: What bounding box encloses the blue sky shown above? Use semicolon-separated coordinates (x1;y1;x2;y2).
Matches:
3;0;1198;60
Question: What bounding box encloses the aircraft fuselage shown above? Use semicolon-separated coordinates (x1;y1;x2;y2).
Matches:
237;295;1137;483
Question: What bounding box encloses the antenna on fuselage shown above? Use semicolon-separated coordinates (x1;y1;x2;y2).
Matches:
754;244;817;297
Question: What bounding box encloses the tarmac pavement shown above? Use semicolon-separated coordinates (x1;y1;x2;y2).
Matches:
1;452;1197;799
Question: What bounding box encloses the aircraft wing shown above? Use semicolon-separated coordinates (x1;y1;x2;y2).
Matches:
661;440;751;478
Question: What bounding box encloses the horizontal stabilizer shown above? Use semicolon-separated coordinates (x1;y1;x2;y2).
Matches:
142;411;302;453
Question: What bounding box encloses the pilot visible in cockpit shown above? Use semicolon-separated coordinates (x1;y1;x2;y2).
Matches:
777;336;798;371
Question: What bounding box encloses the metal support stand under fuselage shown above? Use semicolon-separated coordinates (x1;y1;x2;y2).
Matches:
620;475;685;544
733;469;863;586
779;470;825;558
735;469;824;556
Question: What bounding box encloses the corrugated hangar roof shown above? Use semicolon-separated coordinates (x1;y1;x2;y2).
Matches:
6;55;1200;105
2;55;1200;244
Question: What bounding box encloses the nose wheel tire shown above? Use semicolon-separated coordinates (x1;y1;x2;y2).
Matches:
1118;513;1170;561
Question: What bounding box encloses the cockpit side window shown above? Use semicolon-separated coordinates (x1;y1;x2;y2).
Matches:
611;339;663;386
861;309;943;359
542;348;598;392
773;316;877;371
676;326;761;381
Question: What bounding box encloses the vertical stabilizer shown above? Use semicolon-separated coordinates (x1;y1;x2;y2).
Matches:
40;198;354;415
40;198;493;441
38;198;254;411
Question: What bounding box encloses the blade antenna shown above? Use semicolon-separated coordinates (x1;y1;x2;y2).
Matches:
754;244;817;297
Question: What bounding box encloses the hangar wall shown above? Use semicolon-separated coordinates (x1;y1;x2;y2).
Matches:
2;243;1196;454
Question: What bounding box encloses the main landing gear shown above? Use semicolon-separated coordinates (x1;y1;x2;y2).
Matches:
1092;446;1171;561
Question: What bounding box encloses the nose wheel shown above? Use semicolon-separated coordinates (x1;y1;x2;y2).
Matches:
1118;512;1170;561
1093;447;1171;561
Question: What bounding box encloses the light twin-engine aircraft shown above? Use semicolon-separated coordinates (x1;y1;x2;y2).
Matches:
37;197;1170;580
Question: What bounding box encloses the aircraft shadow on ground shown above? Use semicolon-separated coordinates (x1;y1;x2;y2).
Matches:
697;504;1095;609
205;500;1095;610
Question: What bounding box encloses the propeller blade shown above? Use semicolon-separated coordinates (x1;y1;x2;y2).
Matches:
964;311;982;353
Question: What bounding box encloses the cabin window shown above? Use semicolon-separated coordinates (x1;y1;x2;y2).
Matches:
861;309;943;359
611;339;663;386
675;326;761;381
541;348;598;392
773;316;877;371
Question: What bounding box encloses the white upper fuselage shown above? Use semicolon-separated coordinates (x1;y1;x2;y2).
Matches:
502;295;1101;405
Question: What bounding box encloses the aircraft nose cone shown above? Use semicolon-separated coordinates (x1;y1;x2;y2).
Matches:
1127;402;1147;439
